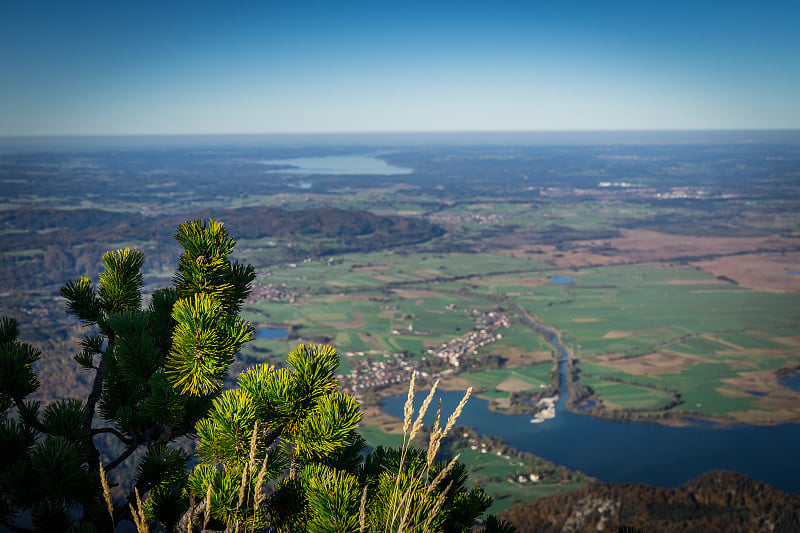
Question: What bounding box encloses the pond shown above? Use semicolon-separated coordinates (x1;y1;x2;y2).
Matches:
779;374;800;393
550;276;577;284
257;327;288;340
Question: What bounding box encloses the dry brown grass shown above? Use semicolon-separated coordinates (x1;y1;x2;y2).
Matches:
392;289;442;299
495;376;537;393
597;350;702;376
490;229;800;273
381;373;472;533
351;264;390;272
412;268;443;277
602;327;670;340
491;346;552;367
602;330;633;339
693;252;800;292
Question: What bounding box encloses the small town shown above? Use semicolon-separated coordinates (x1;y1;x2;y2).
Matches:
339;309;511;393
427;310;510;367
249;281;298;303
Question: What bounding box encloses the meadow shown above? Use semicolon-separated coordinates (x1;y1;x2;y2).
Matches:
2;140;799;508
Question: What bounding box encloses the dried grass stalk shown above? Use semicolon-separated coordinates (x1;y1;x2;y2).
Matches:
425;454;460;496
203;483;212;530
387;377;471;533
402;371;416;435
254;452;269;512
98;463;114;524
359;485;368;532
188;494;195;533
409;380;438;442
423;480;452;531
129;487;150;533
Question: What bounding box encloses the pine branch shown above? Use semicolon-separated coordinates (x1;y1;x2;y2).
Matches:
84;359;105;471
92;426;134;446
106;443;139;471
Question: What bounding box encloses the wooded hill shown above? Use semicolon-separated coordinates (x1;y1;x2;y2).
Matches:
0;206;443;289
499;470;800;532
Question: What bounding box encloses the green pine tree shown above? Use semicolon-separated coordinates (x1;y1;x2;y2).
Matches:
0;219;515;533
0;219;255;532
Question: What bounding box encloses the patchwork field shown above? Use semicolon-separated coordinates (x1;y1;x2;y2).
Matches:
243;243;800;426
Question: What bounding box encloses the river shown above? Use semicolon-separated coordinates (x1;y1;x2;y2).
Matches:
381;309;800;494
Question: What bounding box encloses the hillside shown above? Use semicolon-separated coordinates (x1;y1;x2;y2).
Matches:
499;470;800;532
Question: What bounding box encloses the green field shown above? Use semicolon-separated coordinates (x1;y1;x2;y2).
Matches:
240;252;799;424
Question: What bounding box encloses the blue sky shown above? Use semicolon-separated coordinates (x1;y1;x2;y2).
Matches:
1;0;798;135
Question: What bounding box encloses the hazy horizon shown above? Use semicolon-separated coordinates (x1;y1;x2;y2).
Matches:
2;129;800;154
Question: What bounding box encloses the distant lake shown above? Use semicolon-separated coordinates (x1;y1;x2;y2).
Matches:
550;276;577;284
260;155;413;175
257;327;288;340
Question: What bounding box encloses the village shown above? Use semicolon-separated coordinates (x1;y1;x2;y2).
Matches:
425;309;511;367
249;280;298;303
339;309;511;392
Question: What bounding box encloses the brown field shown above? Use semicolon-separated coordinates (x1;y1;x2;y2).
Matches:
350;264;389;272
360;405;404;433
720;370;800;424
474;275;546;288
602;330;633;339
603;230;799;263
328;294;374;302
597;350;702;376
439;375;477;392
703;335;745;350
693;252;800;292
497;347;553;367
496;376;537;393
413;268;443;277
324;311;366;329
602;327;670;340
491;397;511;409
572;317;599;323
490;229;800;274
771;336;800;347
665;279;725;286
393;289;443;299
721;370;783;396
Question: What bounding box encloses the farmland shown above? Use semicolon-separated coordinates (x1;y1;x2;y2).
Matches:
1;134;799;505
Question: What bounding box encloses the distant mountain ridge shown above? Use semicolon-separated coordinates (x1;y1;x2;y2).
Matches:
499;470;800;532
